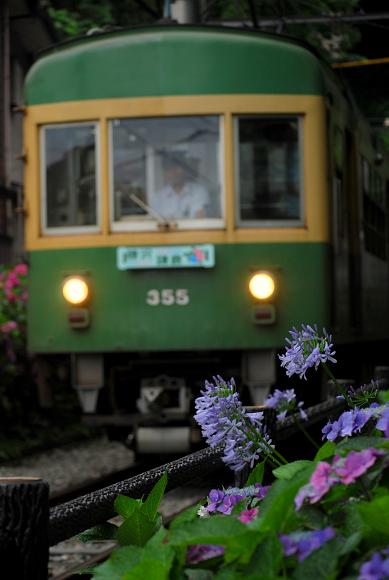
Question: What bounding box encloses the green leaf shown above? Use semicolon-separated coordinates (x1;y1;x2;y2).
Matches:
169;502;203;531
184;570;214;580
117;511;161;547
224;529;263;565
114;495;142;519
252;464;315;534
292;537;342;580
272;460;312;480
335;436;385;452
243;533;282;577
314;440;336;461
358;496;389;542
92;545;143;579
378;389;389;404
141;472;168;520
92;529;174;580
169;515;247;547
339;531;363;556
76;522;118;542
246;460;265;485
214;568;244;579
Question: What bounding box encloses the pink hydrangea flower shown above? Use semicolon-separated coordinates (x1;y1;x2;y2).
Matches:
0;321;18;333
12;264;28;276
332;449;384;484
295;448;384;510
238;508;258;523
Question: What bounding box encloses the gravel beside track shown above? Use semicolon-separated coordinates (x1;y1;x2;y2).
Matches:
0;437;135;496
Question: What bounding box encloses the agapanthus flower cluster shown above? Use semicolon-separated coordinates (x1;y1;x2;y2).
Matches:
264;388;307;421
280;527;335;561
279;324;336;380
337;380;379;408
194;376;274;472
322;403;389;442
198;484;270;516
295;448;385;510
359;547;389;580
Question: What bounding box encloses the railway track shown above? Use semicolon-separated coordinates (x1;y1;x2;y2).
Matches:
49;457;212;579
49;484;210;579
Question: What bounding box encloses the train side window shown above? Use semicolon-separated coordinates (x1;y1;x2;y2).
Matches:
41;123;99;233
110;116;224;231
235;116;303;226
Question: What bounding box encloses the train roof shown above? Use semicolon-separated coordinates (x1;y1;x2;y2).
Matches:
25;24;326;105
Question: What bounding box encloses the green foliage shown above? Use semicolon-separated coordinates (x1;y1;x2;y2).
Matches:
272;460;312;481
115;473;168;547
77;522;118;542
245;460;265;485
41;0;362;63
314;440;336;461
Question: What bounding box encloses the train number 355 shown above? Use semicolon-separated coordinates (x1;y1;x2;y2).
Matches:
146;288;190;306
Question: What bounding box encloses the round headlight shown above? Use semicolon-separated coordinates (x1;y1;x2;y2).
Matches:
248;272;275;300
62;277;89;305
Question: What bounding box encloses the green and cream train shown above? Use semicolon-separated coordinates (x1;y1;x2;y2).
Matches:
24;25;389;452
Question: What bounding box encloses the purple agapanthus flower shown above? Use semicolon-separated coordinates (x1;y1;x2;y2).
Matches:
322;408;373;441
194;375;273;472
264;388;308;421
279;324;336;380
187;544;225;564
295;449;384;510
337;380;379;408
280;527;335;561
359;547;389;580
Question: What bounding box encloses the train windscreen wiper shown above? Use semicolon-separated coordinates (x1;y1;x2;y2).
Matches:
129;193;177;231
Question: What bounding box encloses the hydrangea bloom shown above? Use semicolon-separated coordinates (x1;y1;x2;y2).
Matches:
295;449;384;510
238;508;258;523
201;484;270;516
186;544;225;564
376;408;389;438
280;527;335;561
322;408;373;441
279;324;336;380
323;404;389;442
194;376;274;472
359;547;389;580
333;449;384;485
264;388;307;421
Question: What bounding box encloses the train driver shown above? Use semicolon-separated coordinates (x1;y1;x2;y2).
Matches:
148;154;210;220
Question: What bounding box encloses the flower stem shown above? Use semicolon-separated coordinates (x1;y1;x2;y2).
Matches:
245;419;288;465
293;416;320;450
323;363;354;407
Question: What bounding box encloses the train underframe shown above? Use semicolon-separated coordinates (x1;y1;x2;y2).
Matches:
67;349;279;454
36;341;389;455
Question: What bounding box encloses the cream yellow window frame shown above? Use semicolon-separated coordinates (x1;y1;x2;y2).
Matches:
24;94;329;250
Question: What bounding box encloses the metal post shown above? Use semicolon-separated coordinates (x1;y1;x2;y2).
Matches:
0;477;49;580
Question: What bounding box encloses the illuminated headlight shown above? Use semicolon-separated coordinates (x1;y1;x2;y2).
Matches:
62;277;89;305
248;272;275;300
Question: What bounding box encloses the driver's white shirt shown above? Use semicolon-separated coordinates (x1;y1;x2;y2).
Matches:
148;182;209;219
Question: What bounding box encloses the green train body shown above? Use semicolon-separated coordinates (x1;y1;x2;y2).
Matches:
24;26;389;451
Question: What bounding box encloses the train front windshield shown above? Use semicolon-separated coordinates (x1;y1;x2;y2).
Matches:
111;116;222;226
